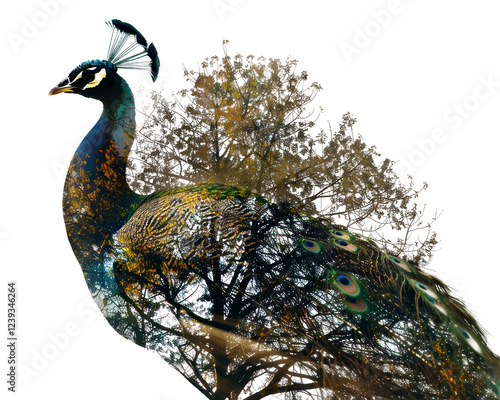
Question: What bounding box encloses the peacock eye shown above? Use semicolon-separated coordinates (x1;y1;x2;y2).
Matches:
82;71;95;82
301;239;321;253
336;274;352;286
333;272;361;297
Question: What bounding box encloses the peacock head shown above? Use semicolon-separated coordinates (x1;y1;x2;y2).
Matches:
49;19;159;101
49;60;119;100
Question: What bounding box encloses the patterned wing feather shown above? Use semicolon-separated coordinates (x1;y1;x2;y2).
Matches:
109;184;500;399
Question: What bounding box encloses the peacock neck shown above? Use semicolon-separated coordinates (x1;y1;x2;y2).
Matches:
63;77;144;266
76;79;136;168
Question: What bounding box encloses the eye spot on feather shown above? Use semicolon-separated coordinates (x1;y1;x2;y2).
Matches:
329;229;350;241
301;239;321;253
457;326;483;354
387;255;413;273
409;280;450;315
334;239;358;253
334;273;361;297
413;281;439;301
344;295;369;313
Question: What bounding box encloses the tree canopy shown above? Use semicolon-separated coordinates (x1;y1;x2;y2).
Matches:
131;42;437;263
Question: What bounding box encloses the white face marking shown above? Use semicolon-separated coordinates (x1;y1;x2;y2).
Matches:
82;68;107;90
70;68;107;90
72;71;83;83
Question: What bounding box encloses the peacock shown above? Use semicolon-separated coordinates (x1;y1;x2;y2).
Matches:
50;20;500;400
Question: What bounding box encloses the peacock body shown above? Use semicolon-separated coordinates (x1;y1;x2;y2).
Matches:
50;20;500;400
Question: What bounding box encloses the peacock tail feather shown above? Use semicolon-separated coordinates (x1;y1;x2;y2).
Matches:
109;184;499;398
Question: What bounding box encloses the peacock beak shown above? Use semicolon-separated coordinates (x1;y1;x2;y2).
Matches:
49;85;75;96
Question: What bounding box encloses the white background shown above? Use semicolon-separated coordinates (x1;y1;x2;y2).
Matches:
1;1;500;399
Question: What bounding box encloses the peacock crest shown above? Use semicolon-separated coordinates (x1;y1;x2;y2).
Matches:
49;19;500;400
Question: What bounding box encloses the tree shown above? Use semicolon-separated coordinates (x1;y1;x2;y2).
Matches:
131;42;437;264
114;44;456;400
